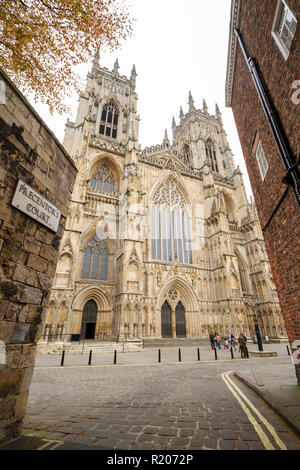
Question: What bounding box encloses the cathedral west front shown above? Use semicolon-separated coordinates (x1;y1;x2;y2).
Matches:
41;54;287;343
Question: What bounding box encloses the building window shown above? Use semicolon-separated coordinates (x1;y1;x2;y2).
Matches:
151;178;192;265
99;101;119;138
205;139;219;173
256;141;269;181
181;144;191;165
81;235;108;280
272;0;297;60
90;164;115;194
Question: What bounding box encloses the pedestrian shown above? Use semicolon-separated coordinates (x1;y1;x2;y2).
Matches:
224;338;229;349
229;332;236;351
209;331;215;350
238;332;248;358
216;333;221;350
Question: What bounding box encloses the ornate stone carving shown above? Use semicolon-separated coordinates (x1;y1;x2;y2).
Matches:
152;178;185;208
124;163;138;178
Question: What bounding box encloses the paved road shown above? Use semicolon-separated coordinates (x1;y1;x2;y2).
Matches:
20;345;300;451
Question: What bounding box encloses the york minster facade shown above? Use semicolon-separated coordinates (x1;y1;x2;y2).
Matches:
41;55;287;342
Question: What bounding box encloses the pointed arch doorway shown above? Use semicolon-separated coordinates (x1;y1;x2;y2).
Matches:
80;300;98;339
161;300;187;338
161;301;172;338
175;301;186;338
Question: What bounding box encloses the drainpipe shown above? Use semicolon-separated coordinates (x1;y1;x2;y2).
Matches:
234;28;300;211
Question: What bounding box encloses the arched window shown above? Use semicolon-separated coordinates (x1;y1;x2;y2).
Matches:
182;144;191;165
205;140;219;173
99;101;119;139
81;235;108;280
236;253;249;294
90;164;115;194
151;178;192;264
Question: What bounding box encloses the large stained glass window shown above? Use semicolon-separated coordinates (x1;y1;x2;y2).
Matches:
151;179;192;264
81;235;108;280
89;164;115;194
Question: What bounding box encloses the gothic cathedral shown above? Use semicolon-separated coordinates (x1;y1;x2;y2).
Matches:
41;55;287;343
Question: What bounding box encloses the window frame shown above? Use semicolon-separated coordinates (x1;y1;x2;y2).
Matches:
150;178;193;265
99;100;119;139
205;139;219;173
255;141;269;181
271;0;297;61
81;235;108;281
89;164;115;194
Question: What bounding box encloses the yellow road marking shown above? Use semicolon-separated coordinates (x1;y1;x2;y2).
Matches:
224;371;287;450
37;439;63;450
221;371;275;450
221;371;287;450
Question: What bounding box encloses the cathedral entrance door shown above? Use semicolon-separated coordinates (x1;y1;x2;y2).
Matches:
81;300;97;340
175;301;186;337
161;301;172;338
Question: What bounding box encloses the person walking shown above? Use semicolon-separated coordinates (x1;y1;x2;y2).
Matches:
229;332;236;351
238;332;248;358
216;333;221;350
209;331;215;350
223;337;229;349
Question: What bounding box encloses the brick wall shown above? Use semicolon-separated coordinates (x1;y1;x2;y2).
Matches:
0;68;77;444
230;0;300;381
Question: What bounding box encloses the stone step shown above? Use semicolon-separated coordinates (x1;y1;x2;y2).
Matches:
37;341;144;355
142;338;206;348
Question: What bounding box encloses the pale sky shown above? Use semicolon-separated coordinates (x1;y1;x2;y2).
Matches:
31;0;253;198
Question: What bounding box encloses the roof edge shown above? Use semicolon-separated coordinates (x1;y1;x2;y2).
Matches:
225;0;241;108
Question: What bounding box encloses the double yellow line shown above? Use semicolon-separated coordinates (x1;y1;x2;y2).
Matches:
37;439;64;450
221;371;287;450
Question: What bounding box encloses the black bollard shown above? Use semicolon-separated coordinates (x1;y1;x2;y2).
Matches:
158;349;161;363
178;348;181;362
60;349;65;366
231;347;234;359
88;350;92;366
287;345;291;356
114;350;117;364
214;347;217;360
197;348;200;361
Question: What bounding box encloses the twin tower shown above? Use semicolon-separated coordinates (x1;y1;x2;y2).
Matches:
41;55;286;344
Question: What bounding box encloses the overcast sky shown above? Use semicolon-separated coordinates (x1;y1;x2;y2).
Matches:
32;0;253;198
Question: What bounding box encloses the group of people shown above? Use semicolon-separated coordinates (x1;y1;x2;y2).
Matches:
209;331;248;358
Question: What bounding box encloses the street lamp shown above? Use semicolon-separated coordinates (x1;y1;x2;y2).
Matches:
253;314;263;352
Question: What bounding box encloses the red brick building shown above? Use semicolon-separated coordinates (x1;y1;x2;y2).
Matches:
225;0;300;382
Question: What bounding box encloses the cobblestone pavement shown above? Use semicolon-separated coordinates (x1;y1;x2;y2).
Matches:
19;347;300;451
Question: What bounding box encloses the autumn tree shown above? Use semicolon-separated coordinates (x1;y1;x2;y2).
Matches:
0;0;132;113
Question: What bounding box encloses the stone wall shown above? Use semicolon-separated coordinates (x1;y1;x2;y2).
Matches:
228;1;300;381
0;68;77;444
